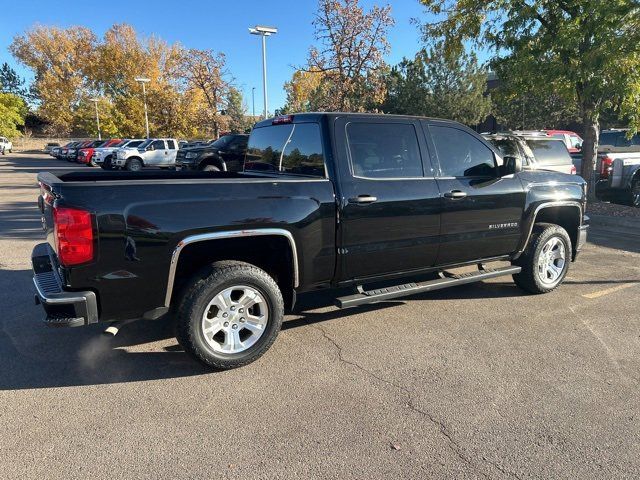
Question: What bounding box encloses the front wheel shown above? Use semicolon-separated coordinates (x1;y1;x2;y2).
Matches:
513;223;571;294
175;261;284;370
126;158;143;171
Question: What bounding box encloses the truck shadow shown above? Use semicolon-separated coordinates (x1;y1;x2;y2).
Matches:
0;201;45;240
3;266;637;391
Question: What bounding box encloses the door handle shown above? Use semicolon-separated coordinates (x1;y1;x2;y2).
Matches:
348;195;378;204
443;190;467;199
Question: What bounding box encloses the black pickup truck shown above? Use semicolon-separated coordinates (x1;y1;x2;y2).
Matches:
32;113;589;369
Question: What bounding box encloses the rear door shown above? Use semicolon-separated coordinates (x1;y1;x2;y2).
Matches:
165;139;178;165
335;117;441;281
425;121;526;265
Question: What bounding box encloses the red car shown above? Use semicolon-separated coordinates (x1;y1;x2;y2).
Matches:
544;130;583;154
78;139;121;165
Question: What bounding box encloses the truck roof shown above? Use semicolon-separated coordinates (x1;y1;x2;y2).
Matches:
254;112;462;128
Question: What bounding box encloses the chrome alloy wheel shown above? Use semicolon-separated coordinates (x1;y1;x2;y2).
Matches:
201;285;269;354
537;237;566;285
631;180;640;207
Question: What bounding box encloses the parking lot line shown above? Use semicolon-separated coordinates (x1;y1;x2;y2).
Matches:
582;283;638;299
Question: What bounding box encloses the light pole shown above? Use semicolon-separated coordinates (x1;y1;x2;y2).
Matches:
89;98;101;140
252;87;256;120
249;25;277;119
135;77;151;138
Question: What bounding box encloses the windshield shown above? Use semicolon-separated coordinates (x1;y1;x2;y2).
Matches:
210;136;233;148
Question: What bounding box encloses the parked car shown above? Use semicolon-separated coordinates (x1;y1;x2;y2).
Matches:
112;138;180;171
0;136;13;154
483;132;576;175
57;142;75;159
32;113;588;370
544;130;583;154
66;140;93;162
594;129;640;207
44;142;60;154
78;139;119;166
175;134;249;171
94;139;146;170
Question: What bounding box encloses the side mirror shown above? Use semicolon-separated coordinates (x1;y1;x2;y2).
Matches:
146;145;154;151
502;155;522;176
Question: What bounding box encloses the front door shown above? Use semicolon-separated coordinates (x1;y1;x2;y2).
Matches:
146;139;167;166
335;117;441;282
424;122;526;265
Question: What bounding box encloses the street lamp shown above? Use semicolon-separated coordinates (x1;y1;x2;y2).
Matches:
89;98;101;140
134;77;151;138
249;25;278;119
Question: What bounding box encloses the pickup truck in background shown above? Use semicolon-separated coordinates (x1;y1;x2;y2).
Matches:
175;134;248;171
112;138;180;171
594;129;640;207
0;136;13;154
32;113;588;370
94;138;146;169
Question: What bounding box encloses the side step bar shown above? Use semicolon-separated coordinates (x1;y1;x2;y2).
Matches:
336;265;522;308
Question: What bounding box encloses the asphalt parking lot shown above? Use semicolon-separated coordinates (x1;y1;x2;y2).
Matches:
1;153;639;479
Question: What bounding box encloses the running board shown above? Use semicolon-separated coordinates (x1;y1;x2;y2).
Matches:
336;265;522;308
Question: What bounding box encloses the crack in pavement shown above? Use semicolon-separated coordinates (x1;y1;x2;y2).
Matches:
313;324;523;480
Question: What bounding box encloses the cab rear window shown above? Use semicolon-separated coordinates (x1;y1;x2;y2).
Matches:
525;139;572;165
244;123;325;177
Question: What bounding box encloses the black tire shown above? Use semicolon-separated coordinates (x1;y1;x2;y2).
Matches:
126;158;143;171
626;177;640;208
513;223;571;294
102;155;113;170
175;261;284;370
200;163;221;172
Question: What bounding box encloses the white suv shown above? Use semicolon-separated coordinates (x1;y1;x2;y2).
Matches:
0;137;13;154
94;139;146;169
113;138;180;171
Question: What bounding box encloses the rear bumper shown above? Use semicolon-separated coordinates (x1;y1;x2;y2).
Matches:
32;243;98;327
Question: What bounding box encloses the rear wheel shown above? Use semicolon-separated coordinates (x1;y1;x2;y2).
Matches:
175;261;284;370
513;223;571;294
126;158;143;172
626;177;640;208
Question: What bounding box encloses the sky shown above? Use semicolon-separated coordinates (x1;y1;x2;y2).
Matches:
0;0;431;113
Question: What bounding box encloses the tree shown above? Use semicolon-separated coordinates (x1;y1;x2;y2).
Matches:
282;68;327;113
180;49;232;138
225;87;249;133
383;45;492;125
10;25;97;135
300;0;394;111
417;0;640;183
0;93;27;138
0;63;27;98
491;67;581;130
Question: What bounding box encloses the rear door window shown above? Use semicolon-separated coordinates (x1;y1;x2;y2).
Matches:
245;123;325;177
526;139;572;165
346;123;423;178
166;140;176;149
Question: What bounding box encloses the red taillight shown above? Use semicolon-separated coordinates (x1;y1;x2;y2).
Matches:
570;165;576;175
53;207;94;266
600;156;613;178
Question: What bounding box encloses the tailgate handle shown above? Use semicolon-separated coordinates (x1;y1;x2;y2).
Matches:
348;195;378;204
443;190;467;199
